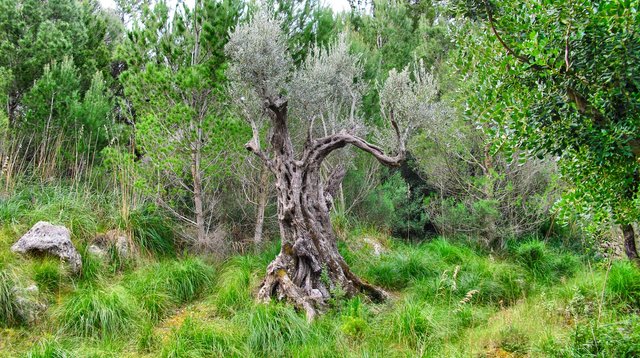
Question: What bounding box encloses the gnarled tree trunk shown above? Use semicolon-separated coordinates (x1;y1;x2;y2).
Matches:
250;103;400;321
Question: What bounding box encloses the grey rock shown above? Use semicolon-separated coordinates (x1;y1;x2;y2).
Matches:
11;221;82;274
88;244;106;258
13;284;46;325
362;237;387;257
92;230;130;260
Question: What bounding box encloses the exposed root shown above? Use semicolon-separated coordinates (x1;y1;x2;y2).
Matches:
257;254;389;321
257;255;324;321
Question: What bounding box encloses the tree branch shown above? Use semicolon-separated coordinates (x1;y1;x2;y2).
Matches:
308;131;405;168
483;0;548;71
323;163;346;205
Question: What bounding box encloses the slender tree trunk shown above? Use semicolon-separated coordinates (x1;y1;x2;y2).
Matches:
253;167;270;245
192;127;205;243
482;143;500;249
622;224;640;263
7;91;19;128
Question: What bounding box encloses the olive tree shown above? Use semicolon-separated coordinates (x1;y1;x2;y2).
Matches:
225;11;437;319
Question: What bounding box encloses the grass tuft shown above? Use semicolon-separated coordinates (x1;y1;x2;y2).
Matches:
607;260;640;307
56;285;140;339
31;258;64;293
25;337;73;358
126;257;214;320
0;269;25;327
126;205;176;256
160;317;240;358
239;303;311;357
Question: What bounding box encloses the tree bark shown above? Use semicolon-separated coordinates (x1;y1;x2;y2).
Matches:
192;126;205;244
7;91;19;128
253;167;270;245
622;224;640;264
253;102;396;321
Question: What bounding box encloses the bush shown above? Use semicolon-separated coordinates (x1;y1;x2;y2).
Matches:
607;261;640;307
56;285;140;339
565;317;640;357
0;269;25;327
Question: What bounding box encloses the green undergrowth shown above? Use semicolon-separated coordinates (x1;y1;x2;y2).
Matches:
2;209;639;356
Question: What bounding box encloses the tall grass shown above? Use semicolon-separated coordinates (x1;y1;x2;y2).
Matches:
238;304;312;357
26;337;73;358
210;256;255;316
126;205;176;256
514;240;581;283
160;317;241;358
56;285;140;339
0;269;24;327
126;257;214;320
31;258;63;293
607;260;640;307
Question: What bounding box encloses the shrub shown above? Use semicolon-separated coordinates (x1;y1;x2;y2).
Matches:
607;261;640;307
566;317;640;357
0;269;25;327
56;285;140;339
